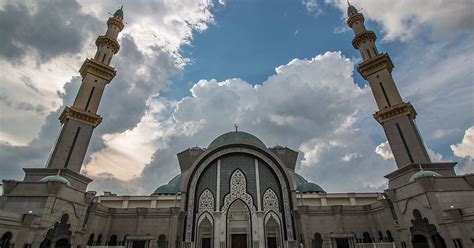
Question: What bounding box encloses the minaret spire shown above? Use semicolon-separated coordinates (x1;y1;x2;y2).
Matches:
347;4;431;168
46;8;125;174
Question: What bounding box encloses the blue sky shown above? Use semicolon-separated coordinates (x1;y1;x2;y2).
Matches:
0;0;472;194
165;0;369;99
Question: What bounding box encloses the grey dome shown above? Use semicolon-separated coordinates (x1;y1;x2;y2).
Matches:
39;175;71;186
113;6;124;19
347;3;358;16
293;172;325;193
152;174;181;195
208;131;266;149
409;170;441;183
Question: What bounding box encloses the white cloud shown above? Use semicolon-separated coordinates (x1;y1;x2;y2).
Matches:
325;0;474;41
376;141;443;162
451;126;474;159
375;141;393;160
302;0;323;16
451;126;474;175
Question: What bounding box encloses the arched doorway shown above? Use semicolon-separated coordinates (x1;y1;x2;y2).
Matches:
196;215;212;248
227;199;251;248
264;214;281;248
412;235;429;248
410;210;446;248
1;232;13;248
40;214;71;248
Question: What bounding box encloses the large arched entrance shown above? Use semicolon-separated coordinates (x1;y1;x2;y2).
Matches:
412;235;429;248
227;199;251;248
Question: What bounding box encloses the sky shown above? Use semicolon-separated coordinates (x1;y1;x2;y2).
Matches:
0;0;473;195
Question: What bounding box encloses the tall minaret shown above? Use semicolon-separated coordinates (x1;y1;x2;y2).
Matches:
46;7;125;173
347;3;431;168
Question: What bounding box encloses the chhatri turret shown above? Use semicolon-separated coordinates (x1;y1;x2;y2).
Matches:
45;7;125;174
347;2;431;168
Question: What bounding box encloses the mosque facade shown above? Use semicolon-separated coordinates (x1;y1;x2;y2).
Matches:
0;4;473;248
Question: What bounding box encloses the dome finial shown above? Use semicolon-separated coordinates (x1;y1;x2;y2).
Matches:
234;123;239;132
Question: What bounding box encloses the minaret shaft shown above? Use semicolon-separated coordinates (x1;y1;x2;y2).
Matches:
46;9;124;173
347;6;431;168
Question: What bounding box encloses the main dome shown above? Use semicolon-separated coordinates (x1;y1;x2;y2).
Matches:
208;131;266;149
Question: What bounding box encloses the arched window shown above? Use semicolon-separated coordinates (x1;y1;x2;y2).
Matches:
60;214;69;224
108;235;117;246
87;234;95;246
386;230;394;242
1;232;13;248
96;234;102;246
157;235;167;248
363;232;373;243
378;231;384;242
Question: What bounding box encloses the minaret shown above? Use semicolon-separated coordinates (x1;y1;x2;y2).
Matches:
46;7;125;173
347;3;431;168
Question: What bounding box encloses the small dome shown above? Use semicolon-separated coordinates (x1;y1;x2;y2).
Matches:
298;182;326;193
347;4;358;16
39;175;71;186
113;6;124;19
293;172;325;193
409;170;442;183
152;174;181;195
208;131;266;150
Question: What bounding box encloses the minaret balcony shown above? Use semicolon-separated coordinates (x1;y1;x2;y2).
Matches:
95;35;120;54
59;106;103;127
373;102;417;124
357;53;394;79
79;58;116;82
352;31;377;49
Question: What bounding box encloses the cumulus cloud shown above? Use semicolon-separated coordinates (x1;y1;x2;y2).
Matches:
451;126;474;159
451;126;474;175
315;0;474;41
375;141;393;160
86;51;396;194
0;0;219;184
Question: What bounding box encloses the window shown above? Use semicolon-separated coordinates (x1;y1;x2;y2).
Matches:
102;54;107;63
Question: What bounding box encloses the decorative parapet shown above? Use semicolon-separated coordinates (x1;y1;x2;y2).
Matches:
95;35;120;54
357;53;394;79
59;106;102;127
373;102;417;124
347;12;364;27
79;58;116;82
352;30;377;49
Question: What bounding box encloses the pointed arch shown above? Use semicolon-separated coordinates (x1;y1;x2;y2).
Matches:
198;189;215;213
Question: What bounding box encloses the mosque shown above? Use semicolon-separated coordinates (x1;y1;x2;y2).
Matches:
0;4;473;248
